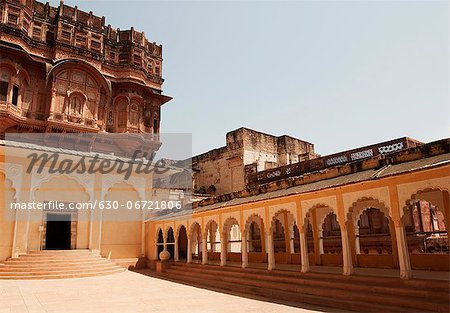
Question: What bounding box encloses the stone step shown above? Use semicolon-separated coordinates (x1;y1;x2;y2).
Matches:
166;266;445;313
159;271;414;313
0;266;123;276
9;254;103;259
0;268;125;280
173;262;450;291
0;264;120;272
0;250;125;280
7;256;104;262
168;263;448;301
27;250;92;254
3;259;111;267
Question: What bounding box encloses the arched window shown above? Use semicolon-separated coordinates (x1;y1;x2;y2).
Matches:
11;85;19;106
404;200;448;254
273;219;286;253
357;208;392;255
69;95;83;115
249;221;262;252
129;102;139;126
117;101;128;127
0;72;10;102
321;213;342;254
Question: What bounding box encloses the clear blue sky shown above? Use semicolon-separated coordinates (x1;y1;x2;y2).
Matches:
50;0;448;156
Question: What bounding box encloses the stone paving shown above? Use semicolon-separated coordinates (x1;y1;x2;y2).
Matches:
0;271;321;313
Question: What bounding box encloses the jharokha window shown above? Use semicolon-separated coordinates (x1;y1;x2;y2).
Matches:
8;13;18;26
129;103;139;126
69;95;83;116
0;80;8;102
11;86;19;106
118;101;128;127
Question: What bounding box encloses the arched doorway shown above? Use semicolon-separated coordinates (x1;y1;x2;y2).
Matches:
402;190;449;271
177;226;188;261
189;223;202;262
320;212;343;266
245;214;265;264
101;181;141;258
205;220;220;262
356;208;394;268
166;227;175;260
248;220;265;262
222;218;241;264
271;210;295;264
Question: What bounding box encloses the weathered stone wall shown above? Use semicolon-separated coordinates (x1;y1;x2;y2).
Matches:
193;128;316;196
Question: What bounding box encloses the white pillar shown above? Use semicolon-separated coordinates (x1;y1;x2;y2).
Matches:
299;228;310;273
220;235;227;266
187;237;192;263
395;225;412;279
241;232;248;268
202;235;208;265
341;227;354;276
289;230;295;254
267;232;275;270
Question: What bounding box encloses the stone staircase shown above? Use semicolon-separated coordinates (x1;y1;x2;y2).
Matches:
0;250;126;279
156;262;449;312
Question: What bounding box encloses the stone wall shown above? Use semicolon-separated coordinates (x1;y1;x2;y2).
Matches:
193;128;316;196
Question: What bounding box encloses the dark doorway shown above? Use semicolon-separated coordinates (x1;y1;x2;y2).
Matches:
45;213;71;250
167;227;175;260
178;226;188;261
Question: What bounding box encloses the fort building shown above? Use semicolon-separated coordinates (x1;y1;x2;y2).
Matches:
0;0;170;140
193;127;317;196
0;0;171;266
0;1;449;311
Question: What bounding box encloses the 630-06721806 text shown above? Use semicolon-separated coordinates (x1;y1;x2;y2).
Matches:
9;200;183;211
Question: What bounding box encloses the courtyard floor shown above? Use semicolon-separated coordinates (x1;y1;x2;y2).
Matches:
0;271;321;313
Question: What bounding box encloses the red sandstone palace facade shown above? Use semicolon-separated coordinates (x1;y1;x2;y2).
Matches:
0;0;171;136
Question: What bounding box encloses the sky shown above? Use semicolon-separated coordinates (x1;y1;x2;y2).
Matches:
49;0;449;156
